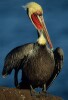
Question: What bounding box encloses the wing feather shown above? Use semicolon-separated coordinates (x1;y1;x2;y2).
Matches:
4;43;34;69
46;47;64;90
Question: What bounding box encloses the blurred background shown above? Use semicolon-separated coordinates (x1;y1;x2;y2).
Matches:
0;0;68;99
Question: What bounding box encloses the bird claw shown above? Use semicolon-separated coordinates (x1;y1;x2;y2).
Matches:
30;89;40;97
40;91;50;97
40;91;46;96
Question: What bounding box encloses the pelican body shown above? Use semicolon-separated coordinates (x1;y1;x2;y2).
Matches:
22;43;55;88
2;2;64;92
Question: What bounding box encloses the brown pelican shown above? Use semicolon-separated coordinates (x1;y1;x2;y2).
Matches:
2;2;64;95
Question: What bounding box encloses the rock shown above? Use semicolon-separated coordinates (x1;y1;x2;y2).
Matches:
0;87;63;100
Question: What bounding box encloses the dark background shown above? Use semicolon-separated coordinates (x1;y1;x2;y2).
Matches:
0;0;68;99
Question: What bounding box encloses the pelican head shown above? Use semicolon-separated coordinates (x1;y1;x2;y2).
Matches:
23;2;53;49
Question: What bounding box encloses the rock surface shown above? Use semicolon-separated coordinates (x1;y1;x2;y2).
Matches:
0;87;63;100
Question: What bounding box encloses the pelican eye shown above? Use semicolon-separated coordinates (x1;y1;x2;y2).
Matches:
34;11;42;16
38;13;42;16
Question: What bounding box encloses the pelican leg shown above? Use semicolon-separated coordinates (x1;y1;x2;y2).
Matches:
42;84;46;92
30;85;40;97
30;85;36;96
40;84;48;96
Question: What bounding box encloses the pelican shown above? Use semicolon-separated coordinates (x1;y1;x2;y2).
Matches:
2;2;64;95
